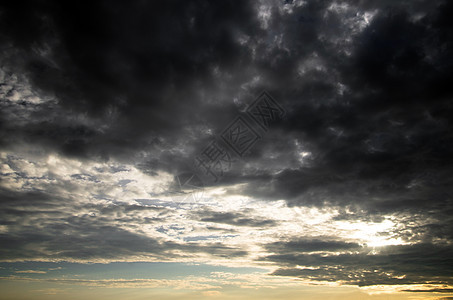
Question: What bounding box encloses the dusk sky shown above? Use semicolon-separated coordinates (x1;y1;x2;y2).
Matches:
1;1;453;299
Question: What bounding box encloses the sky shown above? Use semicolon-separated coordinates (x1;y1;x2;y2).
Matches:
0;0;452;299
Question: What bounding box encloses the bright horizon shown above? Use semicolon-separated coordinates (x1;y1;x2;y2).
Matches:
1;0;452;299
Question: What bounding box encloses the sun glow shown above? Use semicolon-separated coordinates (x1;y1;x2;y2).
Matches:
334;219;406;248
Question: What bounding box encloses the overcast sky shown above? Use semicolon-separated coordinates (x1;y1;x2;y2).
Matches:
1;1;453;299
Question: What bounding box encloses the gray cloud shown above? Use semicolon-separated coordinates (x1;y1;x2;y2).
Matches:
263;243;453;286
264;238;361;253
194;209;278;228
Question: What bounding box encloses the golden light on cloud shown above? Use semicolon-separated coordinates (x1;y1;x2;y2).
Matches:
1;0;452;299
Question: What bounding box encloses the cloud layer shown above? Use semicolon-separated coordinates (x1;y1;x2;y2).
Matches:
1;0;452;292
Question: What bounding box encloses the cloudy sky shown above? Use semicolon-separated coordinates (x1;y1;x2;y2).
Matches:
1;0;453;299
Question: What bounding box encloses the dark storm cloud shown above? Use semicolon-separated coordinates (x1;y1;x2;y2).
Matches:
223;1;452;287
0;0;262;168
2;0;451;210
230;0;453;220
1;0;452;204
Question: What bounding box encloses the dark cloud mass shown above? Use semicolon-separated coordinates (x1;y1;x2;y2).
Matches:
1;0;453;292
0;0;259;164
